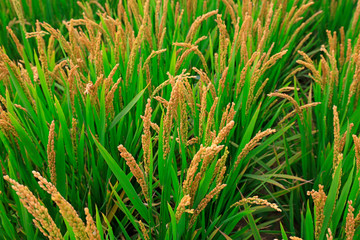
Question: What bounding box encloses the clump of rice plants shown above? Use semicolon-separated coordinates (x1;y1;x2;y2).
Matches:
1;0;360;239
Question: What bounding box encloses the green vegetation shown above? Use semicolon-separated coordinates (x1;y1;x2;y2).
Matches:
0;0;360;239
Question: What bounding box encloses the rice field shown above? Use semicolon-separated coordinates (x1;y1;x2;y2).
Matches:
0;0;360;239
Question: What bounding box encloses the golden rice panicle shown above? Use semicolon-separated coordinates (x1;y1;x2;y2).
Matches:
175;195;193;222
346;39;352;63
237;51;260;95
175;46;203;73
220;0;237;24
14;104;28;112
307;184;327;239
126;24;145;84
3;175;63;239
354;203;360;228
71;118;78;163
41;22;73;60
0;95;6;111
279;102;321;125
268;92;303;122
67;66;79;115
290;72;305;85
219;102;235;130
215;14;229;72
141;99;152;175
118;145;149;202
174;44;208;73
289;237;303;240
9;0;25;29
245;70;263;114
158;27;167;50
205;97;218;145
219;67;229;92
252;77;269;105
340;123;354;152
0;46;19;75
198;83;209;129
77;2;95;20
234;129;276;169
158;0;168;42
347;61;360;105
215;166;227;193
179;91;189;145
104;64;120;93
198;144;224;176
345;200;355;240
283;9;322;51
190;145;224;201
114;25;125;61
32;171;88;239
163;79;182;158
154;0;161;33
127;0;142;27
326;30;337;54
47;120;56;186
294;32;312;53
151;79;171;97
320;46;339;107
105;78;122;118
352;0;360;32
256;3;273;53
353;135;360;172
6;26;24;58
212;120;234;145
142;0;152;48
326;228;333;240
183;146;204;195
262;51;288;79
296;50;322;88
333;105;341;172
189;184;226;227
239;26;250;64
143;49;167;92
36;21;50;87
231;195;282;212
212;146;229;182
185;10;218;43
242;0;252;17
154;96;169;107
0;113;19;145
194;36;208;46
138;220;149;240
0;61;9;83
192;68;214;95
47;34;55;61
84;208;100;240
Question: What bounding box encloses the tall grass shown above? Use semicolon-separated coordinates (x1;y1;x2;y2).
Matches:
1;0;360;239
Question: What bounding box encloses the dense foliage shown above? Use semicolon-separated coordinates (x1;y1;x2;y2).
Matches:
1;0;360;239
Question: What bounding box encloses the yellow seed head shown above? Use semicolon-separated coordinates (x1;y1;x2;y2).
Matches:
231;195;282;212
234;129;276;170
4;175;62;239
118;145;149;201
175;195;192;222
307;184;327;239
346;201;355;240
47;120;56;186
32;171;88;239
189;184;226;227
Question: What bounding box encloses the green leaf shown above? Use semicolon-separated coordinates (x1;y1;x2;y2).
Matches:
109;87;146;130
90;132;149;221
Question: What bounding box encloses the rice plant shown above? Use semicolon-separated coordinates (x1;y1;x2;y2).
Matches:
1;0;360;239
